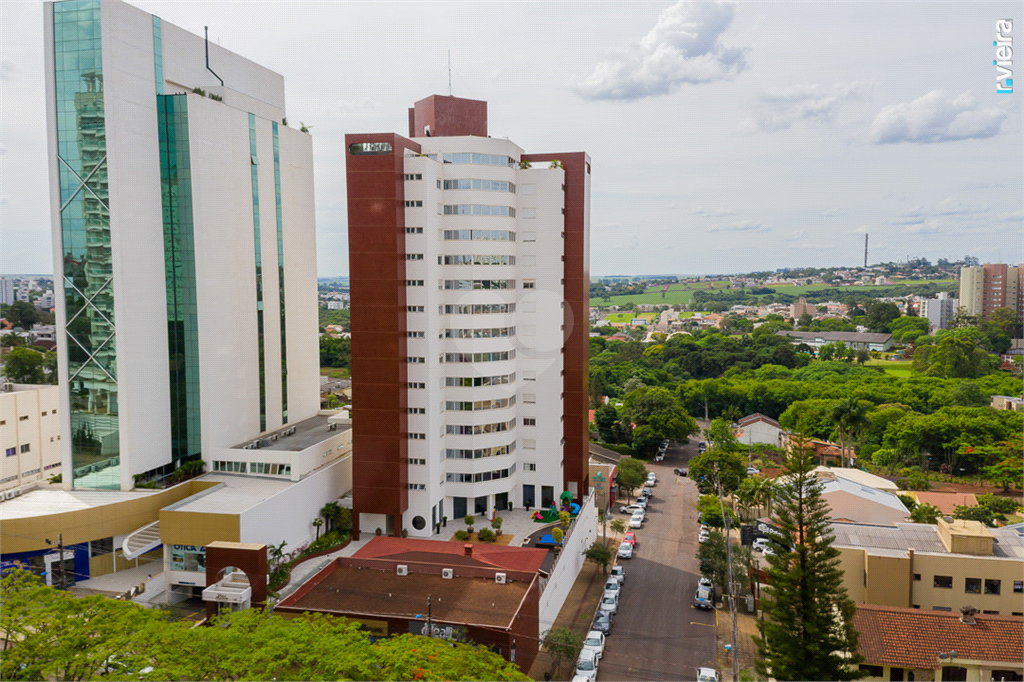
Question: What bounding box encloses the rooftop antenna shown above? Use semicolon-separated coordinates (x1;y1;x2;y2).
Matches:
448;50;453;96
864;233;868;269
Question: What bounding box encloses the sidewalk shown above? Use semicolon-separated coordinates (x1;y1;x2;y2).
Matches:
715;601;762;678
527;534;621;682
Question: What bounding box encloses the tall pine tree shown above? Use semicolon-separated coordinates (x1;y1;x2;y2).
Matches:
754;438;866;681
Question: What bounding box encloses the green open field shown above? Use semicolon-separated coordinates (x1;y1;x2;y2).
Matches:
865;359;914;377
589;279;958;308
603;312;657;324
590;281;731;307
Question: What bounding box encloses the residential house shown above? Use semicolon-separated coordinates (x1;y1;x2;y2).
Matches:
852;604;1023;682
734;413;784;448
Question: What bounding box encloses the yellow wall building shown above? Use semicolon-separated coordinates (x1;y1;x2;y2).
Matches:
834;519;1024;617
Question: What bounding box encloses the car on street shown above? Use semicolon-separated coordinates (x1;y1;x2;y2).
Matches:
575;650;599;681
698;527;711;543
694;586;714;610
617;542;634;559
620;503;645;514
752;538;770;554
629;513;644;528
698;576;713;591
582;631;605;660
647;473;657;485
698;667;721;682
762;544;777;557
598;593;619;618
674;467;687;476
592;612;613;635
698;441;707;453
610;565;625;584
697;512;703;524
746;467;760;476
604;578;621;595
623;531;637;547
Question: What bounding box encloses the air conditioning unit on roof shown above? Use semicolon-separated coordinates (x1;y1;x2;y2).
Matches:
442;568;454;579
397;565;408;576
495;573;507;584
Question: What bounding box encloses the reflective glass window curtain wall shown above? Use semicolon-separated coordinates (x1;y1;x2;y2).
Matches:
53;0;120;490
158;94;202;465
249;114;267;432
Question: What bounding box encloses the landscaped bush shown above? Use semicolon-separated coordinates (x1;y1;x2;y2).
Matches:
478;528;496;542
977;493;1019;514
453;530;469;541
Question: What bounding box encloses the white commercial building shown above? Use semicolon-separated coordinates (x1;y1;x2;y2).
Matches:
0;384;63;493
45;0;318;491
346;95;591;539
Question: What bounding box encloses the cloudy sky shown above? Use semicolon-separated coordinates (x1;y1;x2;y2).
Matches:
2;0;1021;277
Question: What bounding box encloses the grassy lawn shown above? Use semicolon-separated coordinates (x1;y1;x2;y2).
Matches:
320;367;350;379
865;359;914;377
603;312;657;324
590;278;956;309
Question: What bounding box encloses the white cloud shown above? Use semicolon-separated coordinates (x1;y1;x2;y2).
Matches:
707;220;768;233
694;207;736;216
739;81;870;133
821;208;838;217
869;90;1008;144
575;0;747;101
935;197;988;216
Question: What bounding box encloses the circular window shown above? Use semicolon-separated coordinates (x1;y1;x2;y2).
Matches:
412;516;427;531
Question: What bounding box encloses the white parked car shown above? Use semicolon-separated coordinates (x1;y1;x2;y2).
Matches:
610;565;625;584
752;538;770;554
620;503;645;515
617;542;633;559
698;527;711;543
604;579;621;595
598;593;619;618
698;667;720;682
698;576;713;590
582;630;605;660
629;513;644;529
575;650;599;681
746;467;760;476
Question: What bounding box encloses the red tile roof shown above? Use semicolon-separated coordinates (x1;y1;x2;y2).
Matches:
913;492;979;515
852;604;1024;670
353;536;549;574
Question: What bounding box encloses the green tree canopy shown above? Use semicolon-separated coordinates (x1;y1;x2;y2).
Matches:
754;442;866;681
2;346;47;384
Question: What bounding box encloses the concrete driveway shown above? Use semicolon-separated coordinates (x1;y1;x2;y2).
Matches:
596;438;718;681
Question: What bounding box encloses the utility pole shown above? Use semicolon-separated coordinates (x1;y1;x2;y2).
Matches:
864;233;868;269
715;468;739;682
427;595;433;637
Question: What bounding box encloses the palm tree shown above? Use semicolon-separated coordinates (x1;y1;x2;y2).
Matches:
320;501;342;533
734;478;758;521
830;397;870;467
312;518;323;541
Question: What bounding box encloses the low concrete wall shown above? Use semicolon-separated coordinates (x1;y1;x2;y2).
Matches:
538;490;598;636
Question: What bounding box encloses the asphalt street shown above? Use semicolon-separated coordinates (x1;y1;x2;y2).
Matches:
597;438;718;681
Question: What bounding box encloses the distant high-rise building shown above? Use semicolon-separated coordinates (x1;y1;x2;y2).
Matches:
0;278;14;306
345;95;590;539
921;291;957;330
959;264;1023;319
45;0;317;490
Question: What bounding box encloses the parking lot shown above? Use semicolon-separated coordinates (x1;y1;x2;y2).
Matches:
592;439;719;681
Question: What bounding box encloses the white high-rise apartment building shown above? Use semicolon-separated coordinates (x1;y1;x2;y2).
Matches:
346;96;590;539
921;291;958;331
44;0;318;490
0;279;15;306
